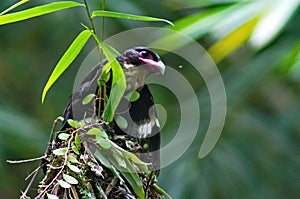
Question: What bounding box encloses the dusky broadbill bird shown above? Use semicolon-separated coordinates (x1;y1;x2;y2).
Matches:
60;47;165;174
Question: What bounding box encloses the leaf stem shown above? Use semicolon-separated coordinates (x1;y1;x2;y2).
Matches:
100;0;106;117
83;0;96;34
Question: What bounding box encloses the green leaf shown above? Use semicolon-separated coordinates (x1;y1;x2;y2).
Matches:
68;154;80;164
63;173;78;185
67;119;85;128
42;29;92;103
96;138;112;149
121;171;145;199
58;179;71;189
249;0;300;49
67;119;79;128
124;152;149;173
94;150;112;169
82;94;96;105
67;162;81;173
0;1;84;25
150;6;231;51
112;152;127;169
46;193;59;199
98;65;111;86
71;143;80;155
116;115;128;129
126;91;140;102
87;128;108;139
0;0;29;16
74;132;81;147
99;44;126;122
152;183;171;198
92;10;173;26
82;28;126;122
58;133;70;141
53;147;68;156
119;158;145;199
208;16;259;63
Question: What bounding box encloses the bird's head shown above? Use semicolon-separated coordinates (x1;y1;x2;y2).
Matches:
119;47;165;91
121;47;165;74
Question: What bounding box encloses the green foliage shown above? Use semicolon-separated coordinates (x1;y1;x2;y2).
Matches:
2;0;300;198
126;91;140;102
92;10;174;26
46;193;59;199
0;1;84;25
116;115;128;129
58;179;71;189
0;0;29;16
82;93;96;105
58;133;70;140
97;41;127;122
53;147;68;156
42;29;92;103
62;173;78;185
87;132;149;199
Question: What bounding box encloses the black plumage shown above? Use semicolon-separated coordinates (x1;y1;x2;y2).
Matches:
61;47;165;173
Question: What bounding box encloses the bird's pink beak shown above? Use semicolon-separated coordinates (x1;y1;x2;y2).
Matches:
139;57;165;75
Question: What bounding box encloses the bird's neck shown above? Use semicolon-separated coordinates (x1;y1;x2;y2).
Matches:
124;69;148;93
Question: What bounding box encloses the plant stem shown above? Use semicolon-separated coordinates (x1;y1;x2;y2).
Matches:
100;0;107;114
101;0;105;41
83;0;96;34
83;0;103;66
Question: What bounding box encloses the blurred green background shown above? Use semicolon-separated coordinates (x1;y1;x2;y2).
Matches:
1;0;300;198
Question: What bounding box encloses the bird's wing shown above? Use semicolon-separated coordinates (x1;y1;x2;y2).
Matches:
118;85;161;172
61;64;102;130
60;61;160;173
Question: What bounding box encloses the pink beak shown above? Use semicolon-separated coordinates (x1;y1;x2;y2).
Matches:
139;57;165;75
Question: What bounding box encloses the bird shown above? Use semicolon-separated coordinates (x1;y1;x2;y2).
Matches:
60;47;165;174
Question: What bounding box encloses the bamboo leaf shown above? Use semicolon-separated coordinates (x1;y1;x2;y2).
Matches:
0;1;84;25
0;0;29;16
82;28;126;122
249;0;300;49
100;43;126;122
208;17;259;63
92;10;173;26
42;29;92;103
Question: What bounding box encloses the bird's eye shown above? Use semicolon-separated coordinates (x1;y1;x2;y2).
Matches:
139;51;153;59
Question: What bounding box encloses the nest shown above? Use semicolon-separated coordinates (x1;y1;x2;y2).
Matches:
31;119;170;199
